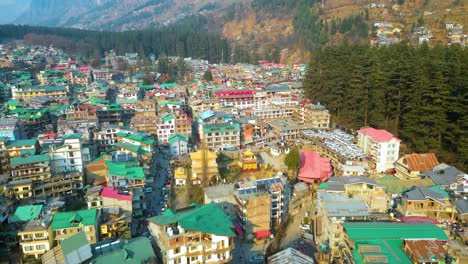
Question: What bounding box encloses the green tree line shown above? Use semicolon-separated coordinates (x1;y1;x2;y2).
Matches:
0;24;230;63
303;43;467;170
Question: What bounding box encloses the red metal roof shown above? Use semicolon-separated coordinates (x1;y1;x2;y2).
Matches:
298;151;332;184
403;153;440;171
100;186;132;201
254;230;271;239
357;127;400;143
216;89;254;99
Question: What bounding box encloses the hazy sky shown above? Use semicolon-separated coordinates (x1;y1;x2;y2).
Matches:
0;0;32;24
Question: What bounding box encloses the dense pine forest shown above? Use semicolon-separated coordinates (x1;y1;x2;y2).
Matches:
303;44;467;170
0;24;230;63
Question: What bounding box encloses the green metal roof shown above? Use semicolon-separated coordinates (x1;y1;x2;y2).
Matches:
10;205;43;223
52;209;97;230
116;142;140;153
45;86;66;92
168;134;188;144
6;100;18;106
116;132;154;145
148;203;235;236
63;133;82;140
92;237;155;264
353;240;412;264
10;154;50;166
61;232;89;256
6;138;37;147
428;185;449;198
203;123;240;133
160;82;177;88
20;149;36;156
162;114;175;123
342;223;449;241
106;161;145;180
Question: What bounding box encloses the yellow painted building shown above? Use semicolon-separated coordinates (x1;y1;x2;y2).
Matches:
100;213;132;240
240;150;258;171
190;149;219;184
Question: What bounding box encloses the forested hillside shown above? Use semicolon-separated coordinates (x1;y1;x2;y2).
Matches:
303;44;467;170
0;25;230;63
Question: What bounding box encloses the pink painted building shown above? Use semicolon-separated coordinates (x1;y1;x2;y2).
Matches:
298;151;333;185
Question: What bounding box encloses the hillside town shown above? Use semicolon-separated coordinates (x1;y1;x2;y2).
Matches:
0;43;467;264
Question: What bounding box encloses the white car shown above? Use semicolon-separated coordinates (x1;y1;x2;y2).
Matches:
299;224;310;230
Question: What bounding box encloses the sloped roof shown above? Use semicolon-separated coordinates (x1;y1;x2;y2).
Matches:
106;161;145;180
268;247;314;264
148;203;235;236
402;153;439;171
10;205;43;223
422;163;465;186
51;209;97;229
353;240;411;264
6;138;37;147
405;186;448;204
168;134;189;144
455;199;468;215
101;187;132;201
298;151;332;183
10;154;50;166
343;223;448;241
357;127;400;143
92;237;155;264
61;232;90;256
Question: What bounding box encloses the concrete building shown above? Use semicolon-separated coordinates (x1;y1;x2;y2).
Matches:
189;149;219;184
357;127;400;173
18;216;54;259
202;123;240;151
51;209;99;244
169;134;189;156
314;191;369;260
401;186;456;222
130;99;158;134
148;203;235;264
294;102;330;129
157;113;176;143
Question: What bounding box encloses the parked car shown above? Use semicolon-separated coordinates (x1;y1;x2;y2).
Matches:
299;224;310;230
144;187;152;193
249;254;264;263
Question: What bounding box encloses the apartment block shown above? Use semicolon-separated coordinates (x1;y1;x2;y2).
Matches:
202;123;240;151
52;209;99;244
189;149;219;184
148;203;235;264
357;127;400;173
293;102;330;129
18;216;54;259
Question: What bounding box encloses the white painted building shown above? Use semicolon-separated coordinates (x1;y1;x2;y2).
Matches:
157;113;176;143
357;127;400;173
49;133;85;173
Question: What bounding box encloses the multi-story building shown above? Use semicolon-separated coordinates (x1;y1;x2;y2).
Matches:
189;149;219;184
17;108;50;137
401;186;456;222
293;102;330;129
92;69;112;80
157;113;176;143
51;209;99;244
319;176;389;213
236;176;288;236
96;103;121;126
11;85;67;100
148;203;235;264
357;127;400;173
0;117;23;141
46;134;86;173
0;139;10;184
10;154;51;182
94;125;125;153
395;153;440;180
215;89;255;109
18;216;54;259
115;131;154;165
169;134;189;156
130;99;158;134
106;160;146;188
314;191;370;260
174;109;192;136
266;85;297;107
251;107;293;120
202;123;240;151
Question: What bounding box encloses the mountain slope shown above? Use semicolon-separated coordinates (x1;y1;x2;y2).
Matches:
14;0;247;31
0;0;32;24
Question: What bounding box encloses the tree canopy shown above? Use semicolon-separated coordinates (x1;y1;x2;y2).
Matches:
284;146;302;172
303;43;467;171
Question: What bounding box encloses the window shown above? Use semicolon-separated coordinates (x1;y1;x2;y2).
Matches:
35;233;44;238
175;247;180;254
84;226;90;232
24;245;34;251
190;256;197;261
36;245;46;250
